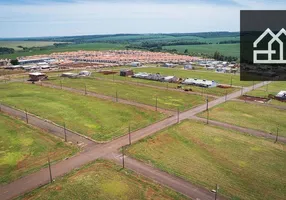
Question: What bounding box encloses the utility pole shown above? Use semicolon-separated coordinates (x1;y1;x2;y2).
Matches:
116;90;118;102
177;107;180;123
84;83;87;95
275;127;279;143
155;97;158;111
122;146;125;169
206;96;209;124
225;90;227;102
64;122;67;142
128;124;131;145
48;155;53;183
214;184;219;200
25;109;28;124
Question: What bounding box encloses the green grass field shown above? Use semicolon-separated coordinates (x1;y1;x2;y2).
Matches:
47;76;207;111
246;82;286;106
163;43;240;57
198;101;286;137
0;83;165;141
18;160;187;200
0;113;77;185
131;67;254;87
85;68;238;97
0;41;58;51
0;43;126;59
246;81;286;98
127;120;286;200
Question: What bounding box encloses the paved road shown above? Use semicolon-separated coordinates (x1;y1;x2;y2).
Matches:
0;81;269;200
192;116;286;144
105;152;226;200
37;82;175;115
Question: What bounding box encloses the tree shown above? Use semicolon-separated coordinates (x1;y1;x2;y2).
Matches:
184;49;189;54
10;59;19;65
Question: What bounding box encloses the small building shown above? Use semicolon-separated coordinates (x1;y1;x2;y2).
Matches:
29;72;48;82
120;69;134;77
78;71;91;77
162;76;178;83
0;59;9;67
184;65;193;70
61;72;78;78
163;63;175;68
182;78;217;88
275;91;286;101
131;62;141;67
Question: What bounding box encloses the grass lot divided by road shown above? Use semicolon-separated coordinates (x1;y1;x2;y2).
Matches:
0;43;126;59
18;160;187;200
132;67;255;87
48;77;207;111
0;113;77;185
246;81;286;106
86;68;238;97
163;43;240;58
127;120;286;200
0;83;165;141
198;101;286;137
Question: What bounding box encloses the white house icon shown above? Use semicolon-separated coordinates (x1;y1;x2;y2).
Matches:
253;28;286;64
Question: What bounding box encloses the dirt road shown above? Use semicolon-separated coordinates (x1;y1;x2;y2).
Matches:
192;116;286;143
105;152;226;200
0;81;269;200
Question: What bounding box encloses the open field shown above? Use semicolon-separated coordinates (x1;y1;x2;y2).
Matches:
198;101;286;137
127;120;286;200
0;43;126;59
0;83;165;141
47;76;208;111
246;81;286;106
0;41;58;51
0;113;77;185
163;44;240;57
130;67;255;87
246;81;286;97
18;160;187;200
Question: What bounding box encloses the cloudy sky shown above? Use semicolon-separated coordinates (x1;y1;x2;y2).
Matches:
1;0;286;38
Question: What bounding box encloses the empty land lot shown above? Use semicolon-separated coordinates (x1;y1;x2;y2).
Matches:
47;77;208;111
198;101;286;137
126;120;286;200
0;113;77;185
18;160;187;200
131;67;254;87
0;83;165;141
87;69;238;97
246;81;286;106
163;43;240;57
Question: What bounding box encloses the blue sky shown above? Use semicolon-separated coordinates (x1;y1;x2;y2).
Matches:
1;0;286;38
